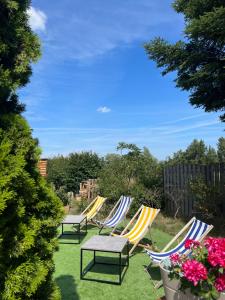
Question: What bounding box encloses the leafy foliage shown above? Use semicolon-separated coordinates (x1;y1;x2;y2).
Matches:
98;143;163;214
0;115;63;299
190;176;225;220
144;0;225;121
166;139;222;165
47;152;103;194
217;137;225;163
47;156;69;191
0;1;63;299
0;0;41;113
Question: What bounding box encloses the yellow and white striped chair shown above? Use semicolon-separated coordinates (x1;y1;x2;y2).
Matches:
112;205;160;255
82;196;107;222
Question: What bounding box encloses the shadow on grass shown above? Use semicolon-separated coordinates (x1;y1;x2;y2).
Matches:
82;256;128;284
55;275;79;300
86;223;97;230
58;232;86;244
144;263;161;282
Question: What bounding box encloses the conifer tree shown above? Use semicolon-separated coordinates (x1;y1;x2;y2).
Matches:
144;0;225;121
0;1;63;299
217;137;225;163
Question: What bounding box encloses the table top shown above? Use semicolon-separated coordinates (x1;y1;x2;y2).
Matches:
62;214;86;224
81;235;128;252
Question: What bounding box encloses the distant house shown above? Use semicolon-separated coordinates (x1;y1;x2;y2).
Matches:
38;159;48;177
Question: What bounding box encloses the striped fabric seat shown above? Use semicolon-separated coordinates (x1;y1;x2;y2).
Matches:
146;218;212;264
112;205;160;255
84;196;107;221
98;196;132;231
122;206;159;244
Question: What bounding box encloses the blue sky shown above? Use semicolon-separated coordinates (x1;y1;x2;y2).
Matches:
21;0;224;160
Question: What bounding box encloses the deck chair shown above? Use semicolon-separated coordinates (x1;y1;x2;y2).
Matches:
96;196;133;234
82;196;107;223
146;217;213;288
112;205;160;255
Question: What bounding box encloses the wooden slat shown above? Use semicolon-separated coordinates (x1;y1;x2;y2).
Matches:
163;163;225;218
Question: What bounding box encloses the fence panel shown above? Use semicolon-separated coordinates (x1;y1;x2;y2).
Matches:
164;163;225;217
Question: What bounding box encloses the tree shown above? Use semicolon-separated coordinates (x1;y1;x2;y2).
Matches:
144;0;225;121
47;152;103;194
205;145;218;163
47;156;70;190
217;137;225;163
0;0;40;114
185;139;207;163
98;143;163;214
166;139;219;165
66;152;102;193
0;1;63;299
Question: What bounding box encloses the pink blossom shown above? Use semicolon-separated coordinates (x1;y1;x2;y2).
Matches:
205;238;225;268
182;259;208;286
204;237;225;252
170;253;181;265
215;274;225;292
184;239;200;249
208;251;225;268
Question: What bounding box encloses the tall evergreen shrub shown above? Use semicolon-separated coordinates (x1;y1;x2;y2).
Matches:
0;1;63;299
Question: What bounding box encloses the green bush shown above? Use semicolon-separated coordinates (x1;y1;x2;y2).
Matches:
98;143;163;213
47;152;103;193
53;186;70;206
77;197;90;213
0;114;64;299
0;1;64;298
189;176;225;220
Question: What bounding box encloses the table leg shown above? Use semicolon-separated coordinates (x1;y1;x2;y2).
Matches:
80;249;83;279
119;252;122;285
94;250;96;264
127;242;129;266
78;223;80;243
62;223;63;235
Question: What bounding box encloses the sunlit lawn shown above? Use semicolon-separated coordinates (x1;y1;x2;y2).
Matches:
53;221;174;300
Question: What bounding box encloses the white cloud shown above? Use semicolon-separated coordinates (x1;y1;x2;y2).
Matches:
27;7;47;31
97;106;111;113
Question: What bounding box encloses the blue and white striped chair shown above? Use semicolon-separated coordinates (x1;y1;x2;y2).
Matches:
146;217;213;288
97;195;132;234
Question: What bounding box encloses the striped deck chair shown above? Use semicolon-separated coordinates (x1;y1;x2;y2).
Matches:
82;196;107;223
112;205;160;255
96;196;133;234
146;217;213;288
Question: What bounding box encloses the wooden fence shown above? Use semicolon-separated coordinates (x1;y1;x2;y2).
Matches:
164;163;225;217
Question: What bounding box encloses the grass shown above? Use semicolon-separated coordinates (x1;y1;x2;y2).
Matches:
53;216;180;300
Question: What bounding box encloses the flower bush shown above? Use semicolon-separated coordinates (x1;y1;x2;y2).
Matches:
166;237;225;299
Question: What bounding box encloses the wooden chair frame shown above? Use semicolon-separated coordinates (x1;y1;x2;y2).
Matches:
112;205;160;255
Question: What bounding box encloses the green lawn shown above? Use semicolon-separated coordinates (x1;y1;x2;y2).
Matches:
54;222;173;300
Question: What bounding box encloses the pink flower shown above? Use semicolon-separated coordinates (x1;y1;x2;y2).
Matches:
170;253;181;265
208;251;225;268
215;274;225;292
182;259;208;286
205;238;225;268
204;237;215;251
184;239;200;249
204;237;225;252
